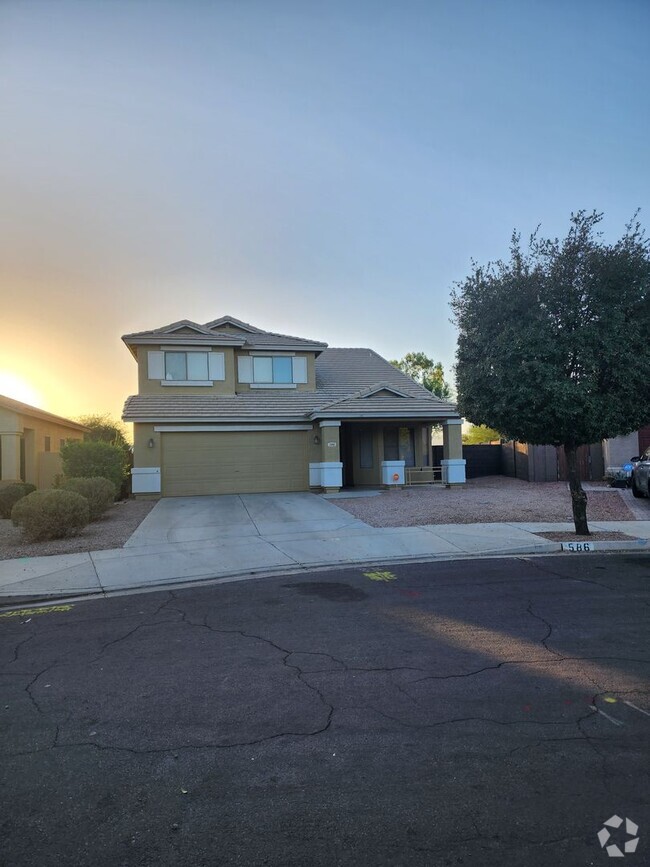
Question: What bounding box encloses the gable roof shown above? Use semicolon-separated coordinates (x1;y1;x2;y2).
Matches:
0;394;88;431
121;320;246;358
205;316;328;350
204;315;262;333
122;316;328;355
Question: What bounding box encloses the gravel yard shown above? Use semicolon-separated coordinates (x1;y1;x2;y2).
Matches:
334;476;637;527
0;498;157;561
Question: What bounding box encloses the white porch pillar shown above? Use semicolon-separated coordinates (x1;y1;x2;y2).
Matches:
309;421;343;492
441;418;466;484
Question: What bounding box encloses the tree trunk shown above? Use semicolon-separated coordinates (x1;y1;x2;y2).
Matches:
564;443;589;535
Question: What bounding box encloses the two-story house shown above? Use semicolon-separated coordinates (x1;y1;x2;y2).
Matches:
121;316;465;496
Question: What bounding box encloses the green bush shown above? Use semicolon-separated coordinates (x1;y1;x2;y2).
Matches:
0;483;37;519
61;476;116;521
60;440;129;496
11;490;89;541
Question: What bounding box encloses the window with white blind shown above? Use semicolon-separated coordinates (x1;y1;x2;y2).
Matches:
238;355;308;386
147;351;225;383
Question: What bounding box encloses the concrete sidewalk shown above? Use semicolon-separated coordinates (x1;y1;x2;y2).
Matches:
1;518;648;602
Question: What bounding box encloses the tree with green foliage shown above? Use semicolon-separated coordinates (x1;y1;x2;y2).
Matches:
462;424;502;445
77;414;130;451
390;352;452;399
75;414;132;497
60;440;129;497
451;211;650;535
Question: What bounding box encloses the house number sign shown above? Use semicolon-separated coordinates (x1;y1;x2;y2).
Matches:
327;441;337;447
561;542;594;552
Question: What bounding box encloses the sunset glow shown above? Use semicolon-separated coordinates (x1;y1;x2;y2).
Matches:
0;371;46;409
0;3;647;425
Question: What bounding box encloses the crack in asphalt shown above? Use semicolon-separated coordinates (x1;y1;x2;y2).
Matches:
6;593;646;765
24;662;58;717
405;653;650;691
506;734;609;757
7;631;36;665
90;593;179;662
526;601;563;657
357;705;583;730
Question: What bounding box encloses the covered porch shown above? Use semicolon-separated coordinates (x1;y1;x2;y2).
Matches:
308;416;465;493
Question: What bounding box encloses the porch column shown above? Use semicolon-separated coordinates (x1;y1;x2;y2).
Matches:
319;421;342;492
441;418;466;484
0;433;22;484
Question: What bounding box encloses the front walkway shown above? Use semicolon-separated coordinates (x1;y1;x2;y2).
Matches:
0;493;648;602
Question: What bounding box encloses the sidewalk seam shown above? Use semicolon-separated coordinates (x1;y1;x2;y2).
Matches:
88;552;106;596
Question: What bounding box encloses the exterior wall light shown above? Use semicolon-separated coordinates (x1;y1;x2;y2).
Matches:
148;438;155;448
313;434;320;445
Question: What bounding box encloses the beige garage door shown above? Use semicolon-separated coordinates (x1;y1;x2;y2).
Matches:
161;430;309;496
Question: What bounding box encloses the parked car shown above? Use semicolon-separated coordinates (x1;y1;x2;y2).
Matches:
630;449;650;497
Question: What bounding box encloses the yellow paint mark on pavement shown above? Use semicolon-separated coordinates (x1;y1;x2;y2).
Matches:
0;604;74;619
604;696;617;703
363;570;397;582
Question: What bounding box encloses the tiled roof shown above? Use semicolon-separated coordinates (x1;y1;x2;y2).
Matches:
123;392;323;421
0;394;88;430
205;316;327;348
203;316;262;333
240;330;327;348
122;316;328;350
123;348;458;422
122;320;244;345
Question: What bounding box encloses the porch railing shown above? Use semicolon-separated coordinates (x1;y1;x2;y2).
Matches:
405;466;444;485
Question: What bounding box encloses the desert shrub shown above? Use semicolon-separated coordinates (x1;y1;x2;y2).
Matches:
61;476;116;521
11;490;89;541
0;483;37;519
60;440;129;496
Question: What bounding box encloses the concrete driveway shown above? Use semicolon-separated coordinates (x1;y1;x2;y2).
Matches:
125;492;368;547
10;492;650;603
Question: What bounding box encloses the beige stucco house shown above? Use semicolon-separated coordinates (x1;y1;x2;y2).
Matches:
122;316;465;497
0;395;86;489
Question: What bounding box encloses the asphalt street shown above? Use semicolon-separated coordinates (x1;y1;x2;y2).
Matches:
1;553;649;867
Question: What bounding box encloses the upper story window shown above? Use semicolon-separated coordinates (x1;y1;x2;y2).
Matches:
238;355;308;387
165;352;208;381
44;436;51;452
253;356;292;383
147;350;225;384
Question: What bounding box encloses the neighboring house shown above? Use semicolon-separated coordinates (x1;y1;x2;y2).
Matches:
121;316;465;497
603;425;650;468
0;395;86;489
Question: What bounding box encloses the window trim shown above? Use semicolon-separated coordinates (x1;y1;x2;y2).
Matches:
149;349;225;384
239;353;308;386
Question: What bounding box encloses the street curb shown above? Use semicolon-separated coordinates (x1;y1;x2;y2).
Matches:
0;542;648;611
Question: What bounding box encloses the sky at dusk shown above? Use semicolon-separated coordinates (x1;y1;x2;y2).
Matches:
1;0;649;425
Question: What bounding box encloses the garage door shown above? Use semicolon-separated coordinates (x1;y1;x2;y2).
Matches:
161;430;309;496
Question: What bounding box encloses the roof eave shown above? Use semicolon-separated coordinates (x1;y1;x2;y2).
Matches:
311;410;460;420
122;335;245;350
245;342;328;352
123;415;311;424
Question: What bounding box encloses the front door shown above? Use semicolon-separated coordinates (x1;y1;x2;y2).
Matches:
384;426;416;466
